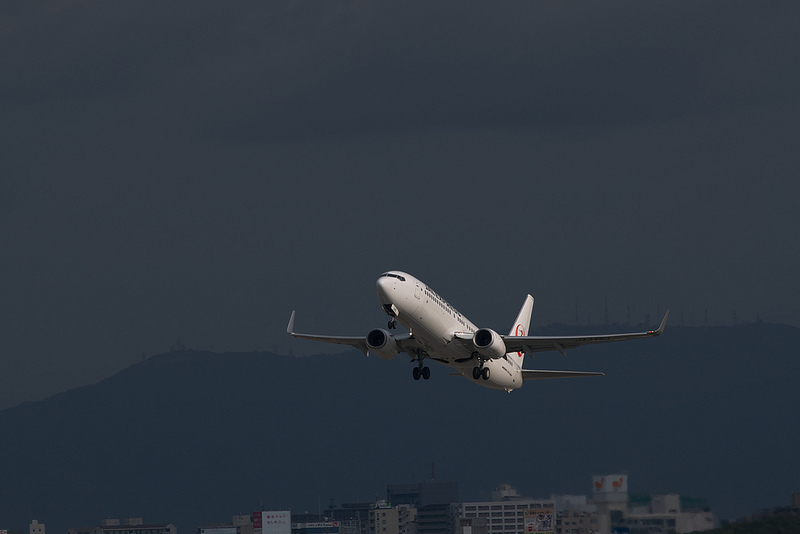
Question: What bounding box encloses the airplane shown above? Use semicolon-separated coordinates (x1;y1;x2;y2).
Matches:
287;271;668;392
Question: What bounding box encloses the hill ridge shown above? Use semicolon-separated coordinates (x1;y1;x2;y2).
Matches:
1;323;799;533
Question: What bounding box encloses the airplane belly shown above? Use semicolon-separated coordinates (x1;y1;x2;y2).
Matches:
407;308;452;345
451;359;522;391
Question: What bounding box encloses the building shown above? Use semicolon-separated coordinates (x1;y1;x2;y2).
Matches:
607;490;713;534
291;522;341;534
199;527;238;534
552;494;608;534
388;482;459;509
326;502;379;534
557;510;603;534
459;490;555;534
738;492;800;522
198;514;255;534
67;520;176;534
388;481;458;534
255;511;291;534
369;507;398;534
583;474;714;534
592;475;629;515
455;517;487;534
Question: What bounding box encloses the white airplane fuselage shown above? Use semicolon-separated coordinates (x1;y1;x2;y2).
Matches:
376;271;523;390
287;270;667;392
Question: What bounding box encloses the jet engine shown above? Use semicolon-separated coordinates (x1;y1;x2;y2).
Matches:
473;328;507;360
366;328;400;360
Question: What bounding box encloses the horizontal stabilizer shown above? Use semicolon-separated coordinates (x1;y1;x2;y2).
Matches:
522;369;604;380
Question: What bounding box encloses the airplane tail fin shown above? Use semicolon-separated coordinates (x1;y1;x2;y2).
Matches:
508;295;534;365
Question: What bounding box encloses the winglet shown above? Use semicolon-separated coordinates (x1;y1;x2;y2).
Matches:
650;309;669;336
287;310;296;335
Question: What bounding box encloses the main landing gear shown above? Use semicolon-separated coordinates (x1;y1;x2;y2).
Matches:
472;364;490;381
413;365;431;380
412;350;430;381
388;319;397;329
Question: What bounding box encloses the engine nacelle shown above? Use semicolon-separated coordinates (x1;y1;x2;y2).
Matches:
366;328;400;360
473;328;507;360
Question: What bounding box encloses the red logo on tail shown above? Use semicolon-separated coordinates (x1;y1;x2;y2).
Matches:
515;324;525;357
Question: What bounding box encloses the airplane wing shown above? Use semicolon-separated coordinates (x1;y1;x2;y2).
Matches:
505;310;669;356
285;311;420;356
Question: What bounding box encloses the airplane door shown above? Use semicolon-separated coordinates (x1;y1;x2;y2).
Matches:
414;283;421;299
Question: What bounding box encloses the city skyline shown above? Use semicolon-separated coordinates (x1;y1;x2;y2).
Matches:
7;476;799;534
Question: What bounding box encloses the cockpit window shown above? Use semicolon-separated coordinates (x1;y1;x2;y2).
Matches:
381;272;406;282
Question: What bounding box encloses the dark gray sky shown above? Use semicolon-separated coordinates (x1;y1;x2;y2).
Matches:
2;1;800;409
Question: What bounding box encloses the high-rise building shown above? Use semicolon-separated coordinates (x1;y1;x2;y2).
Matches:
387;480;458;534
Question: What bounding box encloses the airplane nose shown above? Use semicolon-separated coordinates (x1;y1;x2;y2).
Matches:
376;277;392;303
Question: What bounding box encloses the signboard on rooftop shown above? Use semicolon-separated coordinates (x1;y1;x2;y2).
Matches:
254;511;291;534
524;508;554;534
592;474;628;493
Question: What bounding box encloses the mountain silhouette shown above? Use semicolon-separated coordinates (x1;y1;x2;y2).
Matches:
2;323;799;533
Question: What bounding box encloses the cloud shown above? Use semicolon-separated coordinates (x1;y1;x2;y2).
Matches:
4;1;797;142
195;1;800;142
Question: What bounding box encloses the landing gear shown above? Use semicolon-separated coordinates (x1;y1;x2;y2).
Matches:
472;365;490;380
388;319;397;329
412;350;430;381
413;366;430;380
471;352;490;381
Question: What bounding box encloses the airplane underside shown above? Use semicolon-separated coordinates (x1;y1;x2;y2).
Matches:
405;344;521;391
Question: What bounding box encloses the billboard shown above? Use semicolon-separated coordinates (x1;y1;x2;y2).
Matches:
254;511;291;534
524;509;554;534
592;475;627;493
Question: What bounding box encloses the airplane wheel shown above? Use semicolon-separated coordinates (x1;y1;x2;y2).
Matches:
412;367;421;380
472;366;481;380
482;367;491;380
422;366;431;380
388;320;396;329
